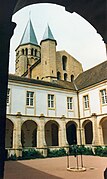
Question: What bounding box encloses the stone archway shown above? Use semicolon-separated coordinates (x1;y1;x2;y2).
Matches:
66;121;77;145
100;117;107;145
83;120;93;144
21;120;37;147
45;120;59;146
5;119;14;148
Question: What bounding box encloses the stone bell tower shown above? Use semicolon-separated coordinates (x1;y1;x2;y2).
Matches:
40;24;57;82
15;18;40;76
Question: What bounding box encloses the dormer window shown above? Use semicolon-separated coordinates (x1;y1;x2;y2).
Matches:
62;56;67;70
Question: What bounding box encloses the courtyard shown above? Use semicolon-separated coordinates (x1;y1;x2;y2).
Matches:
4;155;107;179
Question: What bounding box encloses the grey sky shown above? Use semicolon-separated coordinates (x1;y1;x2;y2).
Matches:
9;3;106;73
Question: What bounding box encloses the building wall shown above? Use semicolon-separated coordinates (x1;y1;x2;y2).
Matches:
56;50;83;81
79;81;107;118
7;81;78;118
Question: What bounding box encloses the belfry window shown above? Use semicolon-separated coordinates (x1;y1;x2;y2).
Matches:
57;72;61;80
62;56;67;70
71;75;74;82
31;48;34;56
35;49;37;56
64;73;67;81
25;48;28;56
22;49;24;55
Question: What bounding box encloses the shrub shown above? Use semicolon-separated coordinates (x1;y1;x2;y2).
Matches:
8;154;17;161
47;148;67;158
94;146;107;157
22;148;44;159
69;145;94;156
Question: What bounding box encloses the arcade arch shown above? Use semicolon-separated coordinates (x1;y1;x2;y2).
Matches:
100;117;107;145
82;120;93;144
66;121;77;145
21;120;37;147
5;119;14;148
45;120;59;146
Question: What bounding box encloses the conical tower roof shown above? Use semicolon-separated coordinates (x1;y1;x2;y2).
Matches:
20;19;38;46
41;24;57;44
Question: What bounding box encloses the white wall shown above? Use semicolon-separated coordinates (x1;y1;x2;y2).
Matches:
8;81;78;118
79;82;107;118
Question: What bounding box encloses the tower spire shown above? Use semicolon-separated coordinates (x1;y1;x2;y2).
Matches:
41;24;57;45
20;17;38;46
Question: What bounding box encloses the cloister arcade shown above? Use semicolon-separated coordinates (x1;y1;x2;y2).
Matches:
5;116;107;149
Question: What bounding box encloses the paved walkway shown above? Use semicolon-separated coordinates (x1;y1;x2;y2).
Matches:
4;156;107;179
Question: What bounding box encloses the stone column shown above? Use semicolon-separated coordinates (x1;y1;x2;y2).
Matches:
0;21;16;178
37;114;47;156
59;115;68;147
98;126;104;145
13;113;22;157
91;113;100;145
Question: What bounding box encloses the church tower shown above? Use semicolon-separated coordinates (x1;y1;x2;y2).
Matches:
40;25;57;82
15;18;40;76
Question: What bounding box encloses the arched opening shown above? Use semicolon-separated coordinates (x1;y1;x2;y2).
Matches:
45;120;59;146
25;48;28;56
100;118;107;145
62;55;67;70
83;120;93;144
5;119;14;148
22;49;24;55
57;71;61;80
21;120;37;147
35;49;37;56
64;73;67;81
31;48;34;56
66;122;77;145
71;74;74;82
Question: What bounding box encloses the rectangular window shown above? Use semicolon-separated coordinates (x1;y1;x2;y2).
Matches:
48;94;54;108
67;97;73;110
26;91;34;106
100;89;107;104
83;95;89;109
7;88;10;104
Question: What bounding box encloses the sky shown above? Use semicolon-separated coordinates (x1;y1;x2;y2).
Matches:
9;3;106;73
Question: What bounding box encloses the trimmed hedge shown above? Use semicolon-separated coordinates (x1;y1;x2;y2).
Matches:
22;148;44;159
8;148;44;160
7;146;107;160
94;146;107;157
47;148;67;157
69;145;94;156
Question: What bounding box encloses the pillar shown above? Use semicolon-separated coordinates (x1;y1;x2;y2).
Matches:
59;115;68;147
0;22;16;178
37;114;47;156
91;113;100;145
13;113;22;157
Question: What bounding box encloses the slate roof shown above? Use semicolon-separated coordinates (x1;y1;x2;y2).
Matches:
75;60;107;90
9;74;76;91
41;24;57;44
20;19;38;46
